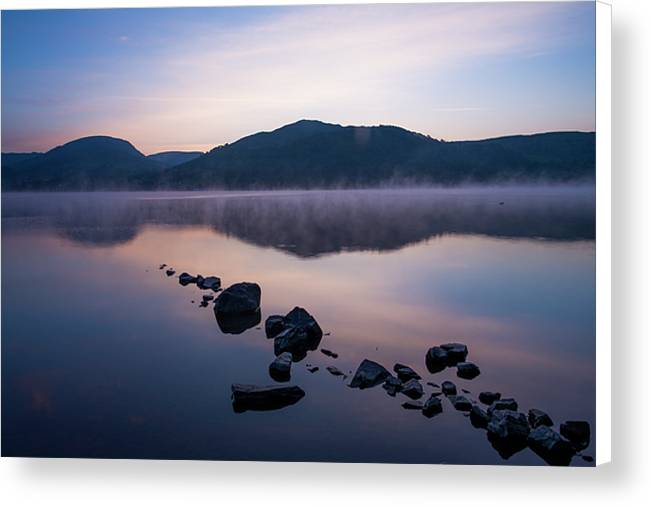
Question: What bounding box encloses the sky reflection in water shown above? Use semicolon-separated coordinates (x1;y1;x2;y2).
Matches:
1;188;595;465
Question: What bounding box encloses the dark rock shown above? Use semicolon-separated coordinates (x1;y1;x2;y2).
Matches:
269;307;323;360
470;405;490;428
349;359;390;389
307;366;319;373
215;310;261;335
178;272;197;286
265;315;285;339
462;388;471;394
449;395;473;412
441;380;457;396
440;342;468;364
321;348;338;359
478;391;501;405
214;282;261;316
231;384;305;413
528;426;575;466
401;379;424;400
197;276;221;291
159;264;166;269
528;408;554;428
402;400;424;410
487;410;530;441
199;300;208;308
487;430;529;460
488;398;518;415
560;421;591;450
382;375;403;397
269;352;293;382
202;294;214;302
425;346;448;373
422;395;443;418
165;268;176;276
393;363;421;382
456;362;480;379
326;365;345;377
427;382;440;388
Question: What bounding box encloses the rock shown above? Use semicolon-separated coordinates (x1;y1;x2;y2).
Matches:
269;307;323;360
441;380;457;396
559;421;591;450
487;430;529;460
199;300;208;308
449;395;473;412
487;410;530;441
528;426;575;466
425;346;448;373
401;379;424;400
422;395;443;418
307;366;319;373
321;348;338;359
231;384;305;413
269;352;292;382
265;315;285;339
528;408;553;428
382;375;403;397
393;363;421;382
488;398;518;415
165;268;176;276
214;282;261;316
202;294;214;302
326;366;345;377
440;342;468;364
178;272;197;286
402;400;424;410
349;359;390;389
427;382;440;388
479;391;501;405
159;264;166;269
470;405;490;428
197;276;221;291
462;389;471;394
215;309;261;335
456;362;480;379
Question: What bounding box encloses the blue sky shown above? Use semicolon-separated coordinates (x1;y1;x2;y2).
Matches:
1;2;595;154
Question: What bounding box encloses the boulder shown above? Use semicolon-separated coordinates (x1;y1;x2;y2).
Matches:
178;272;197;285
402;400;424;410
269;352;293;382
487;430;529;460
265;315;285;339
349;359;390;389
401;379;424;400
215;310;261;335
488;398;518;415
197;276;221;291
487;410;530;441
478;391;501;405
456;362;480;379
268;307;323;360
441;380;457;396
382;375;403;397
528;426;575;466
425;346;449;373
470;405;490;428
422;395;443;418
231;384;305;413
393;363;421;382
214;282;261;315
321;349;338;359
559;421;591;451
528;408;553;428
449;395;473;412
440;343;468;364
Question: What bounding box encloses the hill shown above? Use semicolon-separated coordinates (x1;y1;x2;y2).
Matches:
147;151;203;168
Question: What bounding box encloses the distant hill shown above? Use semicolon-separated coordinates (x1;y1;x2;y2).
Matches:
147;150;203;168
2;121;595;191
1;152;44;168
2;136;164;190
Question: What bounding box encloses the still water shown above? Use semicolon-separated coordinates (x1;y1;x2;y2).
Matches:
1;188;595;465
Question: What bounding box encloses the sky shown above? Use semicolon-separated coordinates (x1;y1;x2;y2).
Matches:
1;2;596;155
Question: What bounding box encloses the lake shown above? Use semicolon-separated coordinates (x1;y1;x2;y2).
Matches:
1;187;595;465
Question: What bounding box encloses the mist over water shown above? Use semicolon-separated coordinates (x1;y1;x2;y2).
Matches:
1;187;595;465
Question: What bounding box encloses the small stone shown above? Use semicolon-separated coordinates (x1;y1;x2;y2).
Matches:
165;268;176;276
269;352;293;382
202;294;214;302
393;363;421;382
422;395;443;418
159;264;166;270
441;380;457;396
462;388;471;394
427;382;440;388
307;366;319;373
199;300;208;308
440;343;468;364
402;400;424;410
401;379;424;399
449;395;472;412
425;346;448;373
479;391;501;405
470;405;490;428
178;272;196;285
321;348;338;359
488;398;518;415
528;408;553;428
382;375;403;397
198;276;221;291
560;421;591;451
326;366;345;377
456;362;480;379
349;359;390;389
487;410;530;441
265;315;286;339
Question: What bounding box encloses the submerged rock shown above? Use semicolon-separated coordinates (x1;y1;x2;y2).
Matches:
401;379;424;400
231;384;305;413
488;398;518;415
456;362;481;379
422;395;443;418
268;307;323;360
197;276;221;291
440;343;468;364
321;348;338;359
470;405;491;428
178;272;198;286
393;363;421;382
528;426;575;466
425;346;448;373
382;375;403;397
441;380;457;396
560;421;591;451
269;352;293;382
349;359;390;389
449;395;473;412
528;409;554;428
479;391;501;406
214;282;261;316
402;400;424;410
